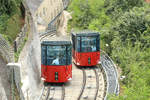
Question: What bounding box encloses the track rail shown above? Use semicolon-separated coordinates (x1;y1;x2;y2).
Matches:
61;84;65;100
40;31;56;41
94;69;99;100
77;69;86;100
38;86;49;100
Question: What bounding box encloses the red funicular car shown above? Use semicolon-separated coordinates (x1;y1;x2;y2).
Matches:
41;36;72;83
71;30;100;66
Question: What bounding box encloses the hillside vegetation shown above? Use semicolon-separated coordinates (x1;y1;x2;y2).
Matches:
68;0;150;99
0;0;24;44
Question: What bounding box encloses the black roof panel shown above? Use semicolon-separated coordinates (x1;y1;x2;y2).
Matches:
41;41;71;46
71;30;100;37
41;36;71;46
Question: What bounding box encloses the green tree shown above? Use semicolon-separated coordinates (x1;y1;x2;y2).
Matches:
68;0;110;30
0;14;8;33
0;0;22;15
105;0;144;20
107;6;150;51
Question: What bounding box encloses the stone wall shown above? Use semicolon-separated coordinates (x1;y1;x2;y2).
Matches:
35;0;63;26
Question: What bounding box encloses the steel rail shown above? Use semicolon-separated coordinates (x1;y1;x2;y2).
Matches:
40;32;56;41
61;84;65;100
94;68;99;100
45;87;50;100
77;69;86;100
38;86;45;100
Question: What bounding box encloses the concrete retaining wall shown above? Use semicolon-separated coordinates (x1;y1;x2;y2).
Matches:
7;63;25;100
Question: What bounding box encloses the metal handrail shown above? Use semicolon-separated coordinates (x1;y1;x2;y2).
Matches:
100;50;119;100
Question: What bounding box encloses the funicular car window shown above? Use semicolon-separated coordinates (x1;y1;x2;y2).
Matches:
81;36;97;52
41;45;46;65
47;45;67;65
96;35;100;51
66;45;72;65
72;35;75;50
76;37;81;52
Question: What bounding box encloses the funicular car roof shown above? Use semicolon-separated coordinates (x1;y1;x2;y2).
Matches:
41;36;71;46
71;30;100;37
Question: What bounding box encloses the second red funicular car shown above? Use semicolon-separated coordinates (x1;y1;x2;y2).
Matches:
41;36;72;83
71;30;100;66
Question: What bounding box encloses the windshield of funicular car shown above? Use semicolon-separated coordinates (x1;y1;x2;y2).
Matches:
41;45;72;65
77;36;99;52
82;36;96;52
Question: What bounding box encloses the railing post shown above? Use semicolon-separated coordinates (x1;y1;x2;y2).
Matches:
14;41;17;52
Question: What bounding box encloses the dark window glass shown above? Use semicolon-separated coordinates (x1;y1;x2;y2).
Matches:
72;34;75;49
66;45;72;65
96;35;100;51
81;36;97;52
47;45;67;65
76;37;81;52
41;45;46;65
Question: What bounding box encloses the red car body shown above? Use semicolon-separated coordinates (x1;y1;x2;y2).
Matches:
41;65;72;83
73;50;100;66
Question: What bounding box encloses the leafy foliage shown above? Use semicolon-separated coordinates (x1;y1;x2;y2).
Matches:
106;3;150;100
0;14;9;33
112;7;150;44
0;0;23;44
68;0;111;30
105;0;144;20
0;0;22;15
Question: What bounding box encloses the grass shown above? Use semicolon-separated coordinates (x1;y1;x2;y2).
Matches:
6;11;24;45
0;6;24;44
12;78;20;100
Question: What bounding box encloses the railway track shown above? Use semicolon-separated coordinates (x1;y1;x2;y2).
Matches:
39;85;65;100
77;66;105;100
40;31;56;41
